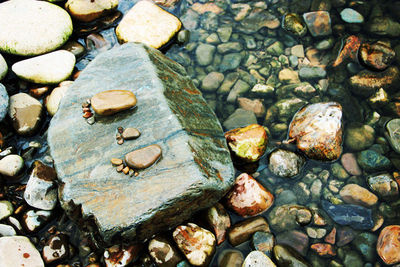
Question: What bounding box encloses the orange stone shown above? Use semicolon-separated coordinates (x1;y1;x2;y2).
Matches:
377;225;400;265
310;243;336;257
224;173;274;217
91;90;137;116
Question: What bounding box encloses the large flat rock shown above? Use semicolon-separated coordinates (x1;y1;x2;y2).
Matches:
48;43;235;244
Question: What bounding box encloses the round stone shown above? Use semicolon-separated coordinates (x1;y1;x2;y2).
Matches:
377;225;400;265
345;123;375;151
91;90;137;116
0;0;73;56
0;155;24;178
340;8;364;23
125;144;162;169
121;128;141;140
8;93;43;136
0;236;44;267
12;50;76;84
268;149;305;178
65;0;119;22
339;184;378;207
46;81;73;116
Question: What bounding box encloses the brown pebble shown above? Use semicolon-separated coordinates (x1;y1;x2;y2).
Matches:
73;70;82;80
83;111;93;118
91;90;137;116
110;158;123;166
117;139;124;145
122;128;141;140
83;107;91;113
125;144;162;169
134;172;139;177
116;164;124;172
122;166;130;175
118;127;124;134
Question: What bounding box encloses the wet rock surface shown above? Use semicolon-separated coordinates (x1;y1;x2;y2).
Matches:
48;43;234;243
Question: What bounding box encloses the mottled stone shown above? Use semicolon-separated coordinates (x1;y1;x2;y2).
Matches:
42;234;69;264
205;203;231;245
91;90;137;116
22;210;52;233
225;124;268;163
224;173;274;217
0;0;73;56
243;251;276;267
24;161;58;210
349;66;400;97
283;13;307;37
321;200;373;230
173;223;216;266
367;173;399;200
288;102;343;161
228;217;270;247
252;231;275;256
303;11;332;37
276;230;309;256
360;42;395;71
268;205;312;233
8;93;43;136
0;236;44;267
339;184;378;208
268;149;305;178
48;43;234;244
116;1;182;49
377;225;400;265
148;236;182;267
104;244;140;267
332;35;361;67
218;249;243;267
65;0;118;22
310;243;336;257
357;150;391;172
385;118;400;154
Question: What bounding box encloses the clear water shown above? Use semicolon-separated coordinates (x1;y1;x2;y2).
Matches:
1;0;400;266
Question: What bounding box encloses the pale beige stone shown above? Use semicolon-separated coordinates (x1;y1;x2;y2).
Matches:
91;90;137;116
65;0;118;22
116;1;182;49
46;81;73;116
0;236;44;267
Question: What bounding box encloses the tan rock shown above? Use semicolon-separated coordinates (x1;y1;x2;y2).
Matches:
339;184;378;207
125;144;162;169
91;89;137;116
65;0;118;22
377;225;400;265
46;81;73;116
116;1;182;49
8;93;43;136
237;97;266;118
191;3;223;14
278;68;300;84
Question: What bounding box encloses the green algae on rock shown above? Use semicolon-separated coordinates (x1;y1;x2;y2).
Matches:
225;124;268;163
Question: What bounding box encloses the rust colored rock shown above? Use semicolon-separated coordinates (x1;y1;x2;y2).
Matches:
377;225;400;265
332;35;361;67
360;41;396;70
205;203;231;245
104;244;142;267
224;173;274;217
288;102;343;161
125;144;162;169
310;243;336;257
325;228;336;245
228;216;270;247
225;124;268;163
91;89;137;116
173;223;216;266
349;66;400;97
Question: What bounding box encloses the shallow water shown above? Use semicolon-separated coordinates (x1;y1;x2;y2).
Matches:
1;0;400;266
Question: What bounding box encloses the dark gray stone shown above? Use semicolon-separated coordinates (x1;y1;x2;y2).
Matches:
0;83;8;122
48;43;235;244
321;200;373;230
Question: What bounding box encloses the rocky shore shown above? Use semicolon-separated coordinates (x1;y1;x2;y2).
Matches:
0;0;400;266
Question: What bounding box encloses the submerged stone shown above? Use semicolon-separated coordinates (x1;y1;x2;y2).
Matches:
48;43;234;244
288;102;343;161
303;11;332;37
321;200;373;230
359;42;395;71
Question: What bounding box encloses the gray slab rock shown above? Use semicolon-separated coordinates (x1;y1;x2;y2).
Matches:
48;43;235;244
